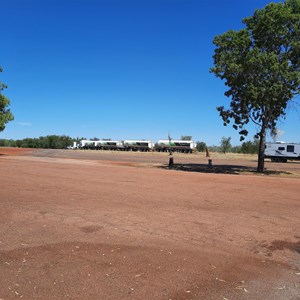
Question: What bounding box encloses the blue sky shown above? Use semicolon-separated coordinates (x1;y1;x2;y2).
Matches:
1;0;299;145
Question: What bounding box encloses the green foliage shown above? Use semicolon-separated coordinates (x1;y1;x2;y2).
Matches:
0;139;16;147
230;145;242;153
239;139;259;154
204;138;259;154
196;141;207;152
0;135;75;149
220;136;232;154
211;0;300;171
207;145;220;152
0;67;14;132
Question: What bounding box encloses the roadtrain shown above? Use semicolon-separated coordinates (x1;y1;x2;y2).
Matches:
76;139;197;153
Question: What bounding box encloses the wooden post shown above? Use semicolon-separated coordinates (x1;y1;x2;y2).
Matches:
169;151;174;167
208;159;212;168
205;147;210;157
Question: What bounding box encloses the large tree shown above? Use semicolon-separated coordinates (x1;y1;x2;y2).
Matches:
211;0;300;172
0;67;14;132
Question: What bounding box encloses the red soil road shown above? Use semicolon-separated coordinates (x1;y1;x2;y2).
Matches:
8;147;300;175
0;151;300;299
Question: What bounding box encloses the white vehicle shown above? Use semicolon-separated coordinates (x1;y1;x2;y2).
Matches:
265;142;300;162
67;142;78;149
123;140;155;151
80;140;96;148
155;140;197;153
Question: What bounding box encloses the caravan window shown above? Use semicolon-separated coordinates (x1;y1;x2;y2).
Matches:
287;145;294;152
278;147;285;151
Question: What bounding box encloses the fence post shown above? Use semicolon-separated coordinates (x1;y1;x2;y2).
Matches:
169;151;174;167
208;159;212;168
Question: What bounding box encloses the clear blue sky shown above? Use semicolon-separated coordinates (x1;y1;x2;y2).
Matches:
1;0;299;145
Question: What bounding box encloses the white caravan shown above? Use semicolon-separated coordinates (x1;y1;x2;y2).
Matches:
265;142;300;162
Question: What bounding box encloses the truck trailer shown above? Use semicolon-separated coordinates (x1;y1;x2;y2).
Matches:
155;140;197;153
76;139;198;153
123;140;155;151
94;140;124;150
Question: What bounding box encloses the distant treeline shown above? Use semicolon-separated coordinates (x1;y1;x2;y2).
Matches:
0;135;77;149
208;140;259;154
0;135;260;154
197;139;259;154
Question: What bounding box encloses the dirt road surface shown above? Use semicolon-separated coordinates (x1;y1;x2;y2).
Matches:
1;148;300;299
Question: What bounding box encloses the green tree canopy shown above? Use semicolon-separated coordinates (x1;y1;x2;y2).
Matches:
0;135;75;149
220;136;232;154
196;141;207;152
211;0;300;172
0;67;14;132
240;139;260;154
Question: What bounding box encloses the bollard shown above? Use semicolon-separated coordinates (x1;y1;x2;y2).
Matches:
208;159;212;168
169;151;174;167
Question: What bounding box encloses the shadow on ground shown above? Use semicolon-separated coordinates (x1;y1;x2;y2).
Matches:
159;163;293;176
262;239;300;254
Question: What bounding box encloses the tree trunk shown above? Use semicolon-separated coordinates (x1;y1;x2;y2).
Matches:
257;128;266;172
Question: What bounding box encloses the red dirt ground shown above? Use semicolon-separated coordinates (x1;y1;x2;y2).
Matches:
0;148;33;156
0;148;300;299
